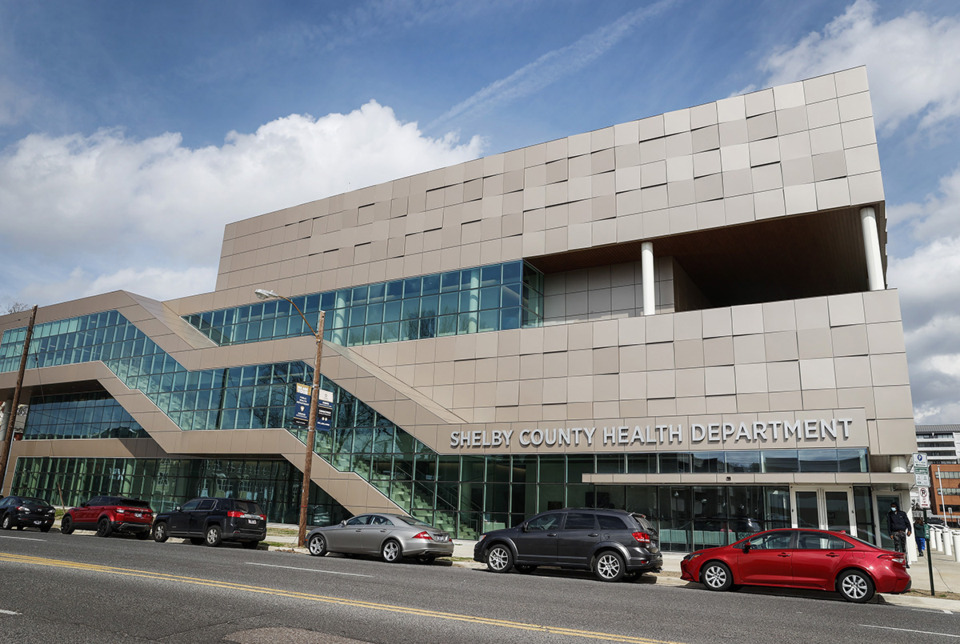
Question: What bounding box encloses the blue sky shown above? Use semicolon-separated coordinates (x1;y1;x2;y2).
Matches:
1;0;959;422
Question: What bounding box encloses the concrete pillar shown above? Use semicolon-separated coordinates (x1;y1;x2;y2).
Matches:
860;206;885;291
890;456;908;473
906;520;918;564
933;528;943;553
0;400;9;442
946;528;954;557
953;532;960;563
641;242;655;316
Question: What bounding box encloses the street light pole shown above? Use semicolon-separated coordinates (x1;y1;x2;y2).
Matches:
0;305;38;495
255;289;325;548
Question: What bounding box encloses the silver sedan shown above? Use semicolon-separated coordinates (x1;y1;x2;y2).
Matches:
306;513;455;563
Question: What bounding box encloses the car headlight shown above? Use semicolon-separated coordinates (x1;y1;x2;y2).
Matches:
682;553;702;562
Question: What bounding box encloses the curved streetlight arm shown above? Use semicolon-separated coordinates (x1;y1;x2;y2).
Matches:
255;289;317;337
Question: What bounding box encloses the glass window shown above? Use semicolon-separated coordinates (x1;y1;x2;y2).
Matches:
762;450;798;473
598;514;628;530
748;530;794;550
798;531;851;550
563;512;597;530
526;512;563;531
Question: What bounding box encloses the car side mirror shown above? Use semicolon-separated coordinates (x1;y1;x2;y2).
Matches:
340;520;347;526
80;503;88;508
521;523;530;532
175;506;181;512
741;543;751;553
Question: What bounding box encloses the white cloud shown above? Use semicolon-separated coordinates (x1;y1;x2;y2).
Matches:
760;0;960;134
0;101;484;305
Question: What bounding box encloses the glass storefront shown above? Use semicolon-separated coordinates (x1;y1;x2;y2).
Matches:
11;456;349;526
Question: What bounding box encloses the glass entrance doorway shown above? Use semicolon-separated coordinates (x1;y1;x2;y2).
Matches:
791;487;856;536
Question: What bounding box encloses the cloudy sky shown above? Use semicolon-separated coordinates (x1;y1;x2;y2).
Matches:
1;0;958;423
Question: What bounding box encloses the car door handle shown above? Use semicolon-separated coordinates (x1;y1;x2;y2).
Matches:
826;553;840;558
778;553;790;557
588;533;599;537
547;532;558;537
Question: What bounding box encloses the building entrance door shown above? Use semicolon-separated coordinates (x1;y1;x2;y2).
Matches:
790;487;856;536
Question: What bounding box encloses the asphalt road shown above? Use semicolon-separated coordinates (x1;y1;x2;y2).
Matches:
0;529;957;644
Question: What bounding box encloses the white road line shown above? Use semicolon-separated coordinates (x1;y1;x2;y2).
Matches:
860;624;960;638
0;536;45;542
246;562;373;577
0;609;20;616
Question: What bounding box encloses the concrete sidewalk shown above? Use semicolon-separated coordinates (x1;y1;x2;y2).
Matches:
266;526;959;611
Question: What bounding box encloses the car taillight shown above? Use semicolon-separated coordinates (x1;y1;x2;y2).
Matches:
632;531;652;545
116;508;125;514
258;514;266;521
227;511;245;518
16;505;28;512
878;553;905;565
412;531;431;540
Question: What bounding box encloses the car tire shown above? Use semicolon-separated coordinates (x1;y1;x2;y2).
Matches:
1;514;12;530
204;525;222;547
308;534;328;557
190;537;205;546
381;539;402;563
60;516;74;535
96;517;113;538
242;540;260;550
515;564;537;574
594;551;626;582
838;569;875;603
153;522;169;543
485;544;513;573
700;561;733;592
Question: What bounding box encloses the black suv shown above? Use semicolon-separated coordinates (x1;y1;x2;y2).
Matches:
473;508;662;582
152;497;267;549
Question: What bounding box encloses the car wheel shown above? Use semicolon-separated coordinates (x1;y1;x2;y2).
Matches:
515;564;537;574
242;540;260;550
96;517;113;538
381;539;402;563
1;514;12;530
153;522;169;543
190;537;205;546
838;569;875;603
60;516;74;535
485;544;513;573
205;525;222;547
308;534;327;557
594;551;626;582
700;561;733;592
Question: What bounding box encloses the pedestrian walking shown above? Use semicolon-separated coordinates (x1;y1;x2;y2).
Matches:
914;516;925;556
887;501;912;566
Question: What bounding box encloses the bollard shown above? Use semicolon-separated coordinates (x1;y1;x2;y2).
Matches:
954;531;960;564
946;529;955;557
906;530;918;564
933;528;942;553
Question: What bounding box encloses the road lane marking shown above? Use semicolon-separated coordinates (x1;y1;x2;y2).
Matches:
0;552;683;644
0;609;20;615
246;562;373;577
0;536;45;542
860;625;960;638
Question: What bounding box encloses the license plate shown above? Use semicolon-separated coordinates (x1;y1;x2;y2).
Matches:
435;535;448;542
247;519;256;524
33;520;41;525
135;513;142;518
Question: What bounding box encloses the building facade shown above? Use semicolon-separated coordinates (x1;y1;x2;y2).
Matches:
0;67;918;551
916;424;960;464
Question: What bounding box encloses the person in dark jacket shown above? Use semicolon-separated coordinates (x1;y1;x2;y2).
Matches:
887;501;912;564
914;516;926;556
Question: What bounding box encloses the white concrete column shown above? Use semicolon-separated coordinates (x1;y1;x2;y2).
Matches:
890;456;908;473
946;528;954;557
906;519;918;564
933;528;943;553
953;532;960;563
641;241;655;316
860;206;885;291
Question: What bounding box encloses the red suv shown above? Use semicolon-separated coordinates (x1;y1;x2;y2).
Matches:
60;496;154;539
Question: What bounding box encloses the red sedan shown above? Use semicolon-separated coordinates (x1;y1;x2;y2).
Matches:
680;528;911;603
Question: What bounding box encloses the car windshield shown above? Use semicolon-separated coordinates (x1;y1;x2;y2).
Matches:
23;497;50;506
233;501;263;515
395;516;433;528
116;499;151;508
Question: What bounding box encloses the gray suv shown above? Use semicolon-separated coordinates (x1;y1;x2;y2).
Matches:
473;508;661;582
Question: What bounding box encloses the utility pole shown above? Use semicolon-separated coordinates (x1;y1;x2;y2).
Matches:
0;305;38;495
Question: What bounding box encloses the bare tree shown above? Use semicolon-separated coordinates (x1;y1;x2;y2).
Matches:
6;302;29;314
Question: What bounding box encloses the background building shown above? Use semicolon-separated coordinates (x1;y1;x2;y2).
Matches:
0;67;918;550
916;424;960;464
